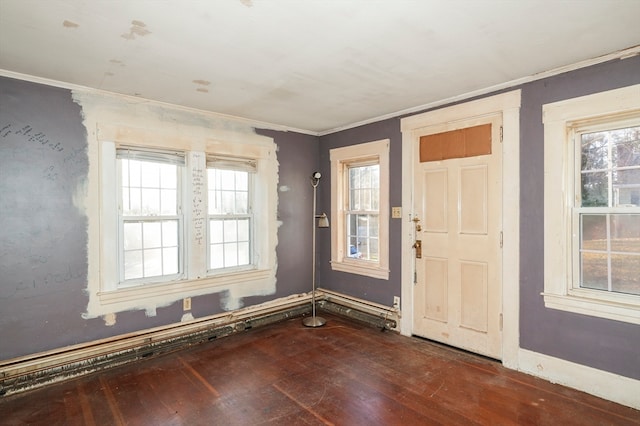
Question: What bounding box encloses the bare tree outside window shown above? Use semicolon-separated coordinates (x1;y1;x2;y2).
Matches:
579;126;640;296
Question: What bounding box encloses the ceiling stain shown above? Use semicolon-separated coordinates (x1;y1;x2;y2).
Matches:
196;88;209;93
121;20;151;40
193;80;211;86
239;0;253;8
109;59;125;66
62;20;79;29
104;72;115;77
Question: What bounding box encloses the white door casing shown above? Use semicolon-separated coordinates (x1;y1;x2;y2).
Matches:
400;90;521;368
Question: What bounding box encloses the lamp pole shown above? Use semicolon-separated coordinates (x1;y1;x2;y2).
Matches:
303;172;326;327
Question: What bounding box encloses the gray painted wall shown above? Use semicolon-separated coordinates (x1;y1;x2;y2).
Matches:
0;76;317;360
518;57;640;380
318;56;640;380
317;118;403;306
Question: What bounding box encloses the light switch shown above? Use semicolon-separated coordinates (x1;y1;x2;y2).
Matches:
392;207;402;219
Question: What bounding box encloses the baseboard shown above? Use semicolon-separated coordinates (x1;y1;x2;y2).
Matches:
517;348;640;409
0;294;312;396
317;288;399;330
18;291;636;409
0;290;399;397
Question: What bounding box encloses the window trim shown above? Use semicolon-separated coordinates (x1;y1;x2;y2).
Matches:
542;84;640;324
330;139;390;280
87;121;278;318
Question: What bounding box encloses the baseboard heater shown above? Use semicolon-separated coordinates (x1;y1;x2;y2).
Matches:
0;290;398;397
318;289;398;331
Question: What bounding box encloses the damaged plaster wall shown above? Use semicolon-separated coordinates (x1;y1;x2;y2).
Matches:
0;76;316;360
74;90;280;322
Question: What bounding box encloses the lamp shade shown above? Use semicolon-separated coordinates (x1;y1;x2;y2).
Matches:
317;213;329;228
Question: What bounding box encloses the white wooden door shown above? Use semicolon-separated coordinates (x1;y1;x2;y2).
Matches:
412;114;503;359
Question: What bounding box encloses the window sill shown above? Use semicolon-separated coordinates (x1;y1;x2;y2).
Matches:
542;292;640;325
331;260;389;280
99;269;273;305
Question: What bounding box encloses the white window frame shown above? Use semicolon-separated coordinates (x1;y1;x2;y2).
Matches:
117;147;186;286
542;84;640;324
85;120;278;318
206;156;257;274
330;139;389;280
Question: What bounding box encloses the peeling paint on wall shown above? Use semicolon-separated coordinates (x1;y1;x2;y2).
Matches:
103;313;116;326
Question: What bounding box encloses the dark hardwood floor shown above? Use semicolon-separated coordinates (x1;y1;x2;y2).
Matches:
1;313;638;425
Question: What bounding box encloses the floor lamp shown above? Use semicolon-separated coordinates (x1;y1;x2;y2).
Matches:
303;171;329;327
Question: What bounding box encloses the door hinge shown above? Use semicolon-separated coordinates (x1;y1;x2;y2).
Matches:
500;126;503;143
500;231;503;248
499;313;503;331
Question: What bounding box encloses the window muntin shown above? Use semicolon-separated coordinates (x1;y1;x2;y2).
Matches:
576;125;640;297
207;167;253;271
121;219;180;281
118;150;185;285
346;163;380;261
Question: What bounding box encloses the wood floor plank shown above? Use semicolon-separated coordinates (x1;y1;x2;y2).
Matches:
75;381;97;426
0;314;637;425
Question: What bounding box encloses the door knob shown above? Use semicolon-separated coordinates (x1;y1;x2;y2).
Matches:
412;240;422;258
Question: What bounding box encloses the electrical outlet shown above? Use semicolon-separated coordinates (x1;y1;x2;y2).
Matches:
393;296;400;309
183;297;191;311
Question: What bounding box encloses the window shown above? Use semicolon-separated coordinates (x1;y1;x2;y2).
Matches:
207;157;256;272
543;84;640;324
330;139;389;279
117;151;261;285
576;126;640;296
346;162;380;261
85;119;278;318
115;149;263;288
118;148;184;285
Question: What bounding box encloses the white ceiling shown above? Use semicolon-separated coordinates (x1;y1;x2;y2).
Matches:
1;0;639;134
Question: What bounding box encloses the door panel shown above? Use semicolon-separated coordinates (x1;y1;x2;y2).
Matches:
459;165;487;234
413;114;502;359
424;169;448;232
460;261;488;332
424;257;448;322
